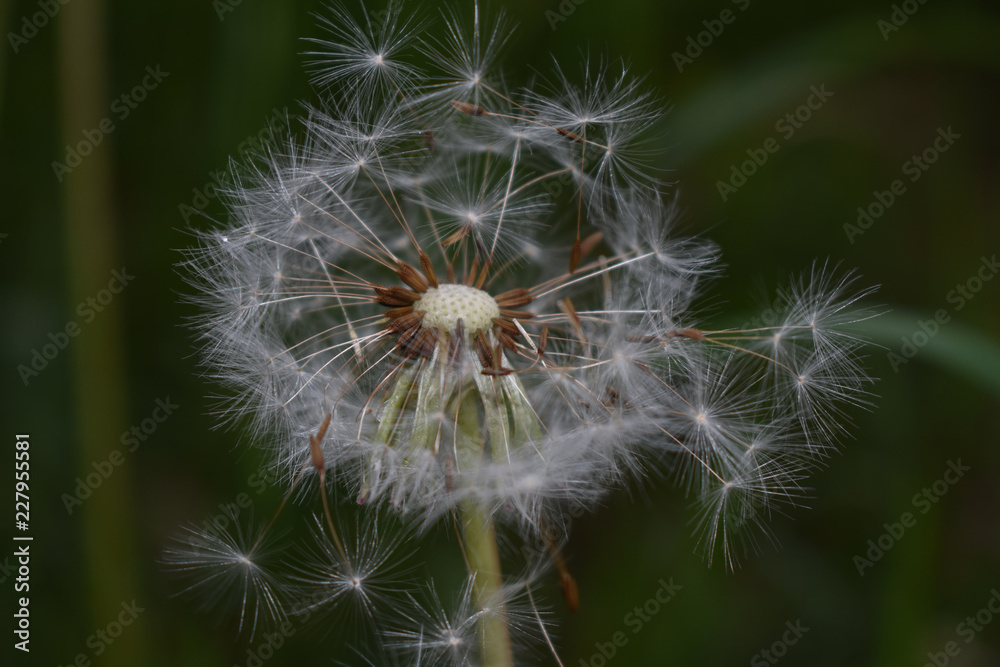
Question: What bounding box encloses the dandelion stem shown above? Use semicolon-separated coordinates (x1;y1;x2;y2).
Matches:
462;500;514;666
455;390;514;667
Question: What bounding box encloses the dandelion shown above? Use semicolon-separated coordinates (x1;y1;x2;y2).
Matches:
178;2;876;664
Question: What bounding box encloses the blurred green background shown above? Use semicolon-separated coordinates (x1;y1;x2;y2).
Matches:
2;0;999;665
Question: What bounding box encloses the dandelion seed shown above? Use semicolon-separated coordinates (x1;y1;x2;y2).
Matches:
292;512;413;632
162;510;288;636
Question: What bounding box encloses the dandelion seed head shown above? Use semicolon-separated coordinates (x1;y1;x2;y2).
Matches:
183;0;876;579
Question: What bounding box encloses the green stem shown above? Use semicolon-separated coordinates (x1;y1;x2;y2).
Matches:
455;390;514;667
379;356;519;665
462;500;514;667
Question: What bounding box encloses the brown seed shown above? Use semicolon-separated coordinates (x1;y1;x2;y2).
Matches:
557;127;583;143
497;330;517;351
580;231;603;257
560;297;587;345
538;326;549;357
560;298;581;328
466;254;480;286
451;100;486;116
396;262;429;293
569;239;582;274
383;306;414;319
562;573;580;613
397;325;422;356
444;453;455;492
411;329;437;359
492;317;519;336
315;412;331;442
475;331;494;368
309;434;324;471
675;327;705;341
500;308;534;321
475;260;491;289
419;251;438;288
485;340;514;375
309;413;332;472
603;387;621;406
495;288;534;308
443;225;471;247
385;311;425;333
373;285;421;307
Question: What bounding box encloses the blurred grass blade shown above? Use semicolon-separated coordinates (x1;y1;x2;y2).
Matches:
859;310;1000;400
